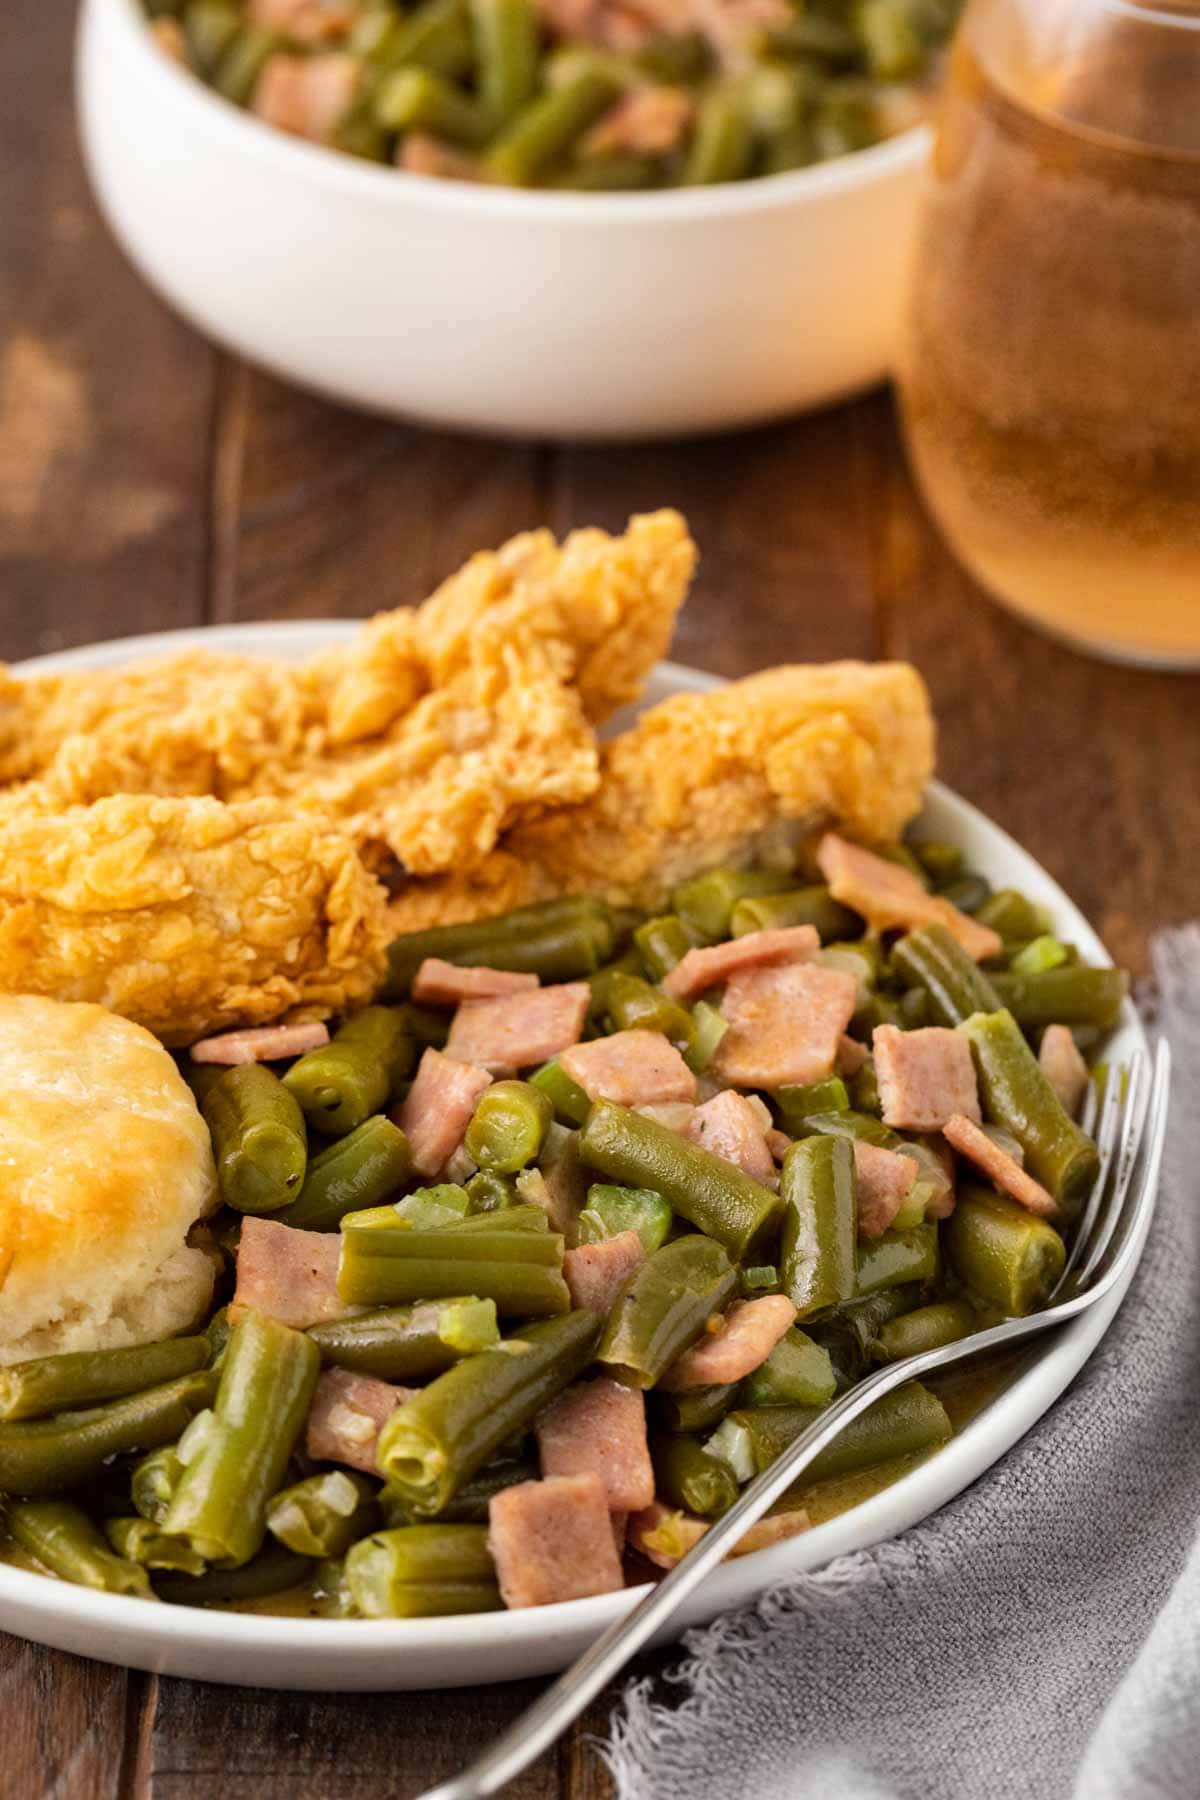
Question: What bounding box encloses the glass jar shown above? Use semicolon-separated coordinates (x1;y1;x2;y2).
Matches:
896;0;1200;666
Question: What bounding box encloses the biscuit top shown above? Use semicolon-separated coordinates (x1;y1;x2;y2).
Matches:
0;996;218;1359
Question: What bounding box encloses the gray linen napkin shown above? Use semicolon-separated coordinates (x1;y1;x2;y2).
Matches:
606;926;1200;1800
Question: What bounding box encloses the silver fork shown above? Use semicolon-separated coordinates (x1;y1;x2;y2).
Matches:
422;1042;1171;1800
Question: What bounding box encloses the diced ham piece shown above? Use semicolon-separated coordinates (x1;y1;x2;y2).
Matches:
583;86;692;156
636;1102;696;1132
628;1501;810;1570
713;961;858;1090
837;1034;869;1077
397;1046;492;1178
149;18;186;58
190;1021;330;1065
853;1141;918;1238
684;1090;775;1184
1039;1024;1090;1118
816;833;1003;963
662;925;820;1003
488;1474;625;1608
923;1135;958;1221
232;1218;354;1329
411;959;540;1006
536;0;691;52
252;53;359;143
563;1230;645;1314
873;1023;981;1132
943;1114;1058;1219
560;1029;696;1106
397;133;482;181
766;1128;792;1163
536;1377;654;1512
445;982;590;1074
249;0;357;44
305;1368;413;1474
660;1295;797;1391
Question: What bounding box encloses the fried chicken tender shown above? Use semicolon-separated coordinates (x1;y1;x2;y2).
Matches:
0;512;694;876
384;661;935;931
0;794;390;1045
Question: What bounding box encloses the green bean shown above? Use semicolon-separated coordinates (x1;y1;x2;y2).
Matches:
273;1115;412;1232
946;1186;1066;1316
402;1001;451;1051
529;1059;591;1126
1010;935;1070;976
899;986;933;1029
438;1204;549;1232
603;971;696;1050
850;1057;881;1115
266;1470;380;1559
577;1183;674;1255
0;1337;210;1424
635;29;711;82
764;14;859;60
346;1524;501;1617
763;121;819;173
380;1456;538;1525
673;867;791;940
739;1263;780;1296
486;69;624;184
184;3;240;78
679;1001;723;1080
734;1380;952;1483
354;0;475;78
960;1009;1099;1214
0;1371;216;1499
131;1445;185;1525
729;885;860;943
989;968;1128;1034
214;27;282;105
103;1517;206;1576
309;1298;499;1379
282;1007;411;1138
203;1064;308;1214
580;1099;779;1260
462;1169;516;1213
162;1312;320;1567
337;1223;569;1315
654;1383;737;1434
809;1284;926;1386
910;840;963;886
938;873;992;915
377;1311;602;1515
890;923;1003;1026
855;0;924;78
634;915;704;982
683;86;754;185
6;1500;154;1599
775;1077;850;1133
154;1542;314;1607
975;889;1044;944
740;1327;836;1407
374;67;489;142
384;898;616;998
470;0;539;127
821;939;882;1009
464;1080;552;1174
856;1222;939;1296
871;1299;977;1362
597;1235;737;1389
779;1135;857;1319
588;949;649;1021
651;1433;739;1518
393;1184;472;1228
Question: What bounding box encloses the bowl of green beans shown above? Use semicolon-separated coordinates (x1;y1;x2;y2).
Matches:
77;0;958;436
0;628;1149;1692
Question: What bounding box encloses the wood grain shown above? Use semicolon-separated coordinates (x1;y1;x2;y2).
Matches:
0;0;216;662
0;1636;132;1800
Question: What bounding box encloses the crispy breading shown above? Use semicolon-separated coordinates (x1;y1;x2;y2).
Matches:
0;512;694;877
384;661;935;932
0;794;390;1045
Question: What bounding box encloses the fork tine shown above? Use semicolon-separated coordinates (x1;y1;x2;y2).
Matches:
1054;1055;1130;1293
1074;1047;1156;1287
1079;1075;1100;1139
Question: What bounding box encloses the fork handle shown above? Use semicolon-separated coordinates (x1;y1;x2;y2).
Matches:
417;1346;989;1800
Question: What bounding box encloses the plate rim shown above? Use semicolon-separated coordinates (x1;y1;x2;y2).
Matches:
0;623;1149;1686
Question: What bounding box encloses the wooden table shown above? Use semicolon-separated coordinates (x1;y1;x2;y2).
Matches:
5;3;1200;1795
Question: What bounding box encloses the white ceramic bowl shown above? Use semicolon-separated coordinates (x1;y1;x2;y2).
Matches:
76;0;930;440
0;627;1149;1690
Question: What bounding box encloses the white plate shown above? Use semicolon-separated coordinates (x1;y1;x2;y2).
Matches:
0;626;1148;1689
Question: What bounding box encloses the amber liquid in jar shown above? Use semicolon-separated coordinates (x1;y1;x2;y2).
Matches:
898;25;1200;665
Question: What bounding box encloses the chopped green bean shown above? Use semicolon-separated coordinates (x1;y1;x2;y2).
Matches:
7;1499;154;1598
